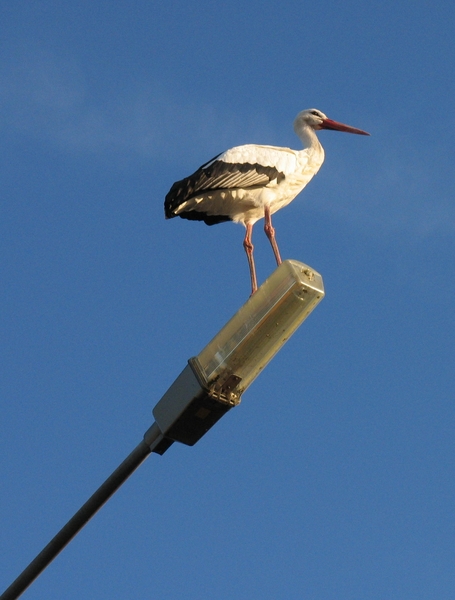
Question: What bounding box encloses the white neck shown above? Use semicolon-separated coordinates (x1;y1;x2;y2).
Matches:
293;121;323;153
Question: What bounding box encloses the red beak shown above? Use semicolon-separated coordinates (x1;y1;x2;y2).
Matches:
321;118;370;136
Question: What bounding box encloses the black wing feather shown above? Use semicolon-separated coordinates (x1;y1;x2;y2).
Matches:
164;159;285;224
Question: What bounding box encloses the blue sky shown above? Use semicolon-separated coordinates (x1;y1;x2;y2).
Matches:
1;1;454;598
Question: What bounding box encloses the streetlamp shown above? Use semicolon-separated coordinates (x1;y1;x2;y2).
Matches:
0;259;324;600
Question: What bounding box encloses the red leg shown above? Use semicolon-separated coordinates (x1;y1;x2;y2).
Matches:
243;223;258;295
264;206;282;266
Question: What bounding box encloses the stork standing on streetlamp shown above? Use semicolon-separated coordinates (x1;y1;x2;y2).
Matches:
164;108;369;294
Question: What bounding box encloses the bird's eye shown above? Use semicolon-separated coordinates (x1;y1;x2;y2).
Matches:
310;110;320;116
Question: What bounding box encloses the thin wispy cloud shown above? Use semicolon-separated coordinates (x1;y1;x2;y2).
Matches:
300;123;455;238
1;46;453;237
0;47;272;165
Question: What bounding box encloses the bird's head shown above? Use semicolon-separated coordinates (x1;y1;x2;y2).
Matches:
294;108;370;136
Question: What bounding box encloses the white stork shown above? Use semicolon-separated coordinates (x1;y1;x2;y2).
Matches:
165;108;369;294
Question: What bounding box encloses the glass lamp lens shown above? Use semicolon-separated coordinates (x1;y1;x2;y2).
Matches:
195;260;324;395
